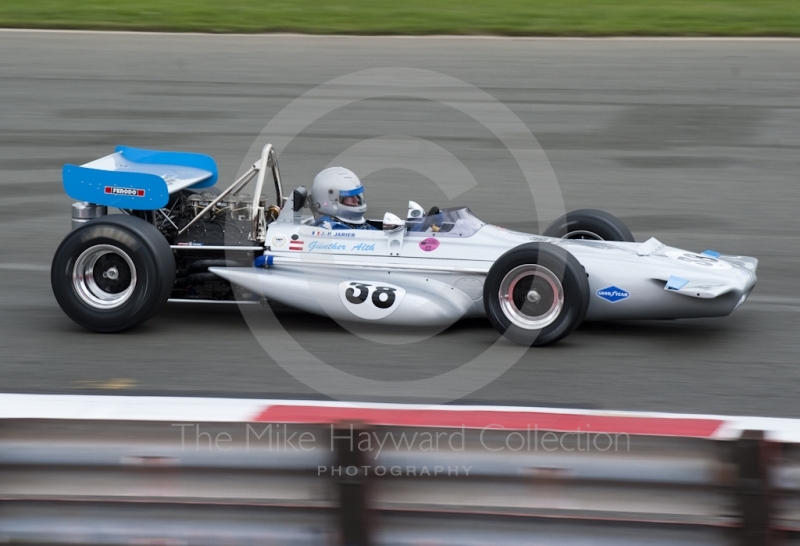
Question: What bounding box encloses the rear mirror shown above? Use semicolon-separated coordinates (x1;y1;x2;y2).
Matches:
292;186;307;212
383;212;405;233
407;201;425;220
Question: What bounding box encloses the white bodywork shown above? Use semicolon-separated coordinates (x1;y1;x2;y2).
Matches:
210;196;757;328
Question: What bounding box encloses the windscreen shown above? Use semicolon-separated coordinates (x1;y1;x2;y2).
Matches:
405;207;485;238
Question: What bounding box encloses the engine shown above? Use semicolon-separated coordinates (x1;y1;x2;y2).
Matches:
155;190;259;247
154;189;267;301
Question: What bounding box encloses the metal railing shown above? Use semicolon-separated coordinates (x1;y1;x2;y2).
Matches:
0;418;797;545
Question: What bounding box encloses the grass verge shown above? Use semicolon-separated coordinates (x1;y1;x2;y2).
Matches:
1;0;799;36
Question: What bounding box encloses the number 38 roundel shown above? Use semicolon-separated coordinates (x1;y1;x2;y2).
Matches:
338;280;406;320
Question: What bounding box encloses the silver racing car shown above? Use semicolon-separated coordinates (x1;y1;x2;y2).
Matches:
52;144;758;345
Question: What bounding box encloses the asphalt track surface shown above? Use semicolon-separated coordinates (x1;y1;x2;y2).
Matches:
1;31;799;416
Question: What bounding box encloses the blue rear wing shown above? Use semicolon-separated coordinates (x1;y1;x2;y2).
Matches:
62;146;218;210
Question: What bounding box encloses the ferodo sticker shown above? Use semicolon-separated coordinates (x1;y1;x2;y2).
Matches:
665;250;731;270
338;281;406;320
105;186;145;197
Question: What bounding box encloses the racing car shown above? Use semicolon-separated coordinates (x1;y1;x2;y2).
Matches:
52;144;758;346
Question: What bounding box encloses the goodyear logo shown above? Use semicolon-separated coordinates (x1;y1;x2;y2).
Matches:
105;186;145;197
596;285;630;303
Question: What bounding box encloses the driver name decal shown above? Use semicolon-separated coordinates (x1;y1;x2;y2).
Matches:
338;281;406;320
307;241;377;252
419;238;440;252
596;285;630;303
351;243;375;252
308;241;346;251
310;230;356;238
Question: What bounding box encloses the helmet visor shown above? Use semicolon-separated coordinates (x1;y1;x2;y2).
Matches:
338;186;364;207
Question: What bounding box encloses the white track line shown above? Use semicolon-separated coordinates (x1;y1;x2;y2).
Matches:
0;263;50;272
748;295;800;305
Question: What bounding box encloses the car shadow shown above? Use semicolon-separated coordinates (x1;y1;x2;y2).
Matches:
153;301;737;348
574;318;735;345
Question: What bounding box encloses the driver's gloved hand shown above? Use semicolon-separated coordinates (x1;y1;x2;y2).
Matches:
422;206;442;231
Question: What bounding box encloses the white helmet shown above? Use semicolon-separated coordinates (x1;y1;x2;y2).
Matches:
310;167;367;225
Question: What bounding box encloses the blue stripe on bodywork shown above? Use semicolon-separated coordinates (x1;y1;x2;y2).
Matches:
62;164;169;210
665;275;690;291
116;146;218;187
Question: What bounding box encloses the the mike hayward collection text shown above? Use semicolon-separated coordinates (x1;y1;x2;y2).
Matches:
172;423;631;457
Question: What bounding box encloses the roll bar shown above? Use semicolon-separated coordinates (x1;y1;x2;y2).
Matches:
177;143;285;242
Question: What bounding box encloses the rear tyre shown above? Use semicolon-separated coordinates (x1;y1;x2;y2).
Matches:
51;214;175;332
484;243;589;346
542;209;635;242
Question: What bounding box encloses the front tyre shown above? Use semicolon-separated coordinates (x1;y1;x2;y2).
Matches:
51;214;175;332
484;243;589;346
542;209;635;242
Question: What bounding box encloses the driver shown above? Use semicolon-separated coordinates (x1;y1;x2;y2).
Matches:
309;167;377;230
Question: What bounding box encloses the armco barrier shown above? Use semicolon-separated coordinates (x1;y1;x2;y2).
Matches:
0;394;798;545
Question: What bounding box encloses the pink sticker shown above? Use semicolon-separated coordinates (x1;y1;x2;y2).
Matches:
419;237;439;252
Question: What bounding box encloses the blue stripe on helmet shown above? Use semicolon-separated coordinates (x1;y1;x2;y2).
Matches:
338;186;364;197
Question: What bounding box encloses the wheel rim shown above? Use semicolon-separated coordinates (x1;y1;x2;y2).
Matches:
498;265;564;330
563;229;604;240
72;245;137;310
